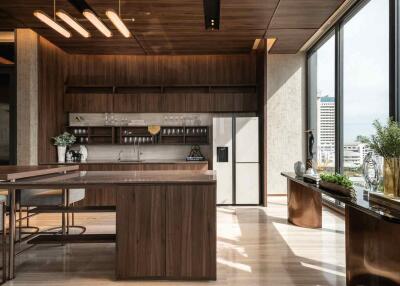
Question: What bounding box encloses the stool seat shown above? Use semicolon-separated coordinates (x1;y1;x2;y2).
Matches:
20;189;85;207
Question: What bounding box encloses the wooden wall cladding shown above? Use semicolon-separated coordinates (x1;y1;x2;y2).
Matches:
67;55;115;85
64;93;113;113
38;36;68;164
64;54;257;113
67;55;256;86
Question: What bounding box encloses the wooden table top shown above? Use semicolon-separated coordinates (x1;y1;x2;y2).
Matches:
0;170;216;188
0;165;79;181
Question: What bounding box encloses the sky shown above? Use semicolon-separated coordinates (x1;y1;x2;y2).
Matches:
315;0;389;143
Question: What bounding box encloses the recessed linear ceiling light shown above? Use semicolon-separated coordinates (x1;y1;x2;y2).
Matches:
105;9;132;38
33;10;71;38
267;38;277;52
56;10;90;38
83;9;112;37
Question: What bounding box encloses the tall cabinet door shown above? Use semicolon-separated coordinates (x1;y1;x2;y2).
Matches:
116;186;165;279
213;117;233;204
235;117;260;204
165;184;216;280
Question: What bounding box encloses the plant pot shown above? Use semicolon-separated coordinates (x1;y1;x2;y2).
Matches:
57;146;66;163
383;158;400;198
319;181;355;198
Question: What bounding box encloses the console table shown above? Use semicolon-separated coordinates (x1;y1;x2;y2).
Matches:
281;172;400;286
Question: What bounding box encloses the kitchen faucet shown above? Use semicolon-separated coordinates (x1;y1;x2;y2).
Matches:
118;150;124;161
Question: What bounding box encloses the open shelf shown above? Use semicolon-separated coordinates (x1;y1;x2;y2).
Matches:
66;125;210;146
65;83;256;95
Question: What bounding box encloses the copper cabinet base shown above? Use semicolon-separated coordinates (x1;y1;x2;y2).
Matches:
346;206;400;286
287;179;322;228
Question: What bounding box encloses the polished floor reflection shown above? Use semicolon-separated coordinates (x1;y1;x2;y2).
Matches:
5;196;345;286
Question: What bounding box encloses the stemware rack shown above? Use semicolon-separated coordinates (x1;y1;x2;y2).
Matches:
66;125;209;146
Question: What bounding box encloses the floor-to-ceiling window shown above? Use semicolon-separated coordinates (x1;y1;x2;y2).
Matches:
308;33;336;173
0;36;16;165
342;0;389;185
307;0;392;187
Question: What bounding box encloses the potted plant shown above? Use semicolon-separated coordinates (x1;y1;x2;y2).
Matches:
319;173;355;198
357;119;400;198
53;132;76;163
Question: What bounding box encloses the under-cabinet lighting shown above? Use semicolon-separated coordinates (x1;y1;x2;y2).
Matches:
33;10;71;38
56;10;90;38
83;9;112;37
106;9;131;38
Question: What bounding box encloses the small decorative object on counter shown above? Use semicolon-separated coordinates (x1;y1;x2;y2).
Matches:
319;173;356;198
79;145;88;162
303;173;320;184
53;132;76;163
362;152;380;192
148;125;161;135
186;145;205;161
66;150;73;162
294;161;306;177
357;118;400;198
305;130;316;175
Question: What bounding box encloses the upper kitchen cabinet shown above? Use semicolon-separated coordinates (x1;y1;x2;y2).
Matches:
207;55;256;85
162;56;209;85
64;93;113;113
211;86;258;112
114;55;163;85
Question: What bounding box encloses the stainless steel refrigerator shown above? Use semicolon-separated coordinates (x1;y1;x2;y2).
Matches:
213;116;260;205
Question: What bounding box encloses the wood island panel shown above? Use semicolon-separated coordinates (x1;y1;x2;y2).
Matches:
115;183;216;280
116;186;165;279
77;163;209;206
165;184;216;280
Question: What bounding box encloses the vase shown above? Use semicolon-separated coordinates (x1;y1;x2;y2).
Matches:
57;146;67;163
383;158;400;197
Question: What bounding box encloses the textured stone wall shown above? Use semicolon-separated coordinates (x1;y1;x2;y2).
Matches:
267;53;306;195
16;29;38;165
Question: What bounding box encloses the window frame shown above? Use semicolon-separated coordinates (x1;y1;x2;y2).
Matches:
306;0;395;175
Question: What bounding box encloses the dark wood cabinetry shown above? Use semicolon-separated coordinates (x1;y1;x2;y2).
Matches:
116;186;166;279
116;183;216;280
64;87;257;113
165;184;216;279
78;162;209;206
64;93;113;113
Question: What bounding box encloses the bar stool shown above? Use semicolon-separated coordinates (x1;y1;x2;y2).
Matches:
0;194;7;284
19;188;86;238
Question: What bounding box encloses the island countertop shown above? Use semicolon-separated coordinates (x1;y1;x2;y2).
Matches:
0;165;79;181
0;170;217;188
42;159;208;165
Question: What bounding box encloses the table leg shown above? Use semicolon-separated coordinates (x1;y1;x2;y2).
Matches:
287;179;322;228
8;187;16;280
346;206;400;286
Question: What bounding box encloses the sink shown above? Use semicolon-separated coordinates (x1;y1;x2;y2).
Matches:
118;159;143;163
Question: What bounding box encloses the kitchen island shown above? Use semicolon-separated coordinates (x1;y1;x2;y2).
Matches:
0;169;216;281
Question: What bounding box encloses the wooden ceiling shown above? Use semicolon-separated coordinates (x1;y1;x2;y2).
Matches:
0;0;344;55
